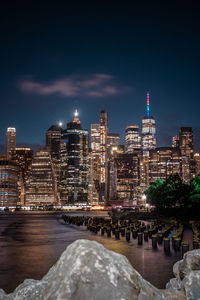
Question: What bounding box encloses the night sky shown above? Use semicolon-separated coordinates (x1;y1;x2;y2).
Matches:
1;1;200;150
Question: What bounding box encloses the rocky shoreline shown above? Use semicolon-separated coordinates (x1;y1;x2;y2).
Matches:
0;239;199;300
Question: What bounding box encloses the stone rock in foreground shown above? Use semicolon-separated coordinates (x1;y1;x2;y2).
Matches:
0;240;188;300
166;249;200;300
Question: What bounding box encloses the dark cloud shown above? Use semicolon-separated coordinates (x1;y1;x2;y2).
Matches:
19;74;121;98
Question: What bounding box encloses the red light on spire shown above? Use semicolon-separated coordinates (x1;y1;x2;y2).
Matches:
147;91;149;106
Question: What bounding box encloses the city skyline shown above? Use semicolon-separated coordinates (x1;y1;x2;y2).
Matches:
0;101;199;153
0;2;200;151
0;2;200;297
0;108;196;207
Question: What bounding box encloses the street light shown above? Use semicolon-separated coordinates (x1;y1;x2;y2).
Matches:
142;194;146;201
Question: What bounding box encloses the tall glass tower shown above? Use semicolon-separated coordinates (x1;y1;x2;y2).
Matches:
142;92;156;157
46;125;61;161
6;126;16;160
179;127;195;183
99;110;108;204
60;110;89;205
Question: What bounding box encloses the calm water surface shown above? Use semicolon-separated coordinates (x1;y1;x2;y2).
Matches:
0;211;186;293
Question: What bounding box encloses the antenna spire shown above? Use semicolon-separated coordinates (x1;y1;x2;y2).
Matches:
147;91;150;118
73;109;80;124
74;109;78;117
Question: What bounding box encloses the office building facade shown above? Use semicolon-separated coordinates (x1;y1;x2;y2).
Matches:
46;125;61;161
107;133;120;148
107;145;124;201
149;147;182;183
99;110;108;203
194;153;200;175
0;160;19;207
172;135;179;148
142;92;156;156
60;110;89;205
6;126;16;160
114;152;141;203
12;148;34;206
125;125;141;153
179;127;195;183
26;149;57;206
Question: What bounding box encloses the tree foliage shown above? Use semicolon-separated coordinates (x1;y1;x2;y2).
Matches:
145;173;199;209
189;174;200;206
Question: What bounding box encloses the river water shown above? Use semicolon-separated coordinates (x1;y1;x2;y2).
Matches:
0;211;186;293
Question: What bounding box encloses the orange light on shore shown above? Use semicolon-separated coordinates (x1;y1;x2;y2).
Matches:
91;205;105;210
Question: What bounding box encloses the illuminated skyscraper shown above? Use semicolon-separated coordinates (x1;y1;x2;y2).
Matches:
12;148;34;206
142;92;156;157
107;145;124;201
46;125;61;161
0;160;19;207
26;149;57;206
179;127;193;156
90;124;101;204
149;147;182;183
107;133;120;148
172;135;179;148
60;110;89;205
140;156;149;194
88;149;97;205
46;124;62;202
99;110;108;198
194;153;200;175
114;151;141;203
91;124;100;152
125;125;141;153
90;111;115;205
179;127;195;183
6;126;16;160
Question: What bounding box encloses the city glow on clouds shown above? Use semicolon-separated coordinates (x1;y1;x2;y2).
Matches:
19;74;120;97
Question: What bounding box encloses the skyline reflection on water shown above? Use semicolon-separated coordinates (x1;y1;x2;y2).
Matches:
0;211;183;293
